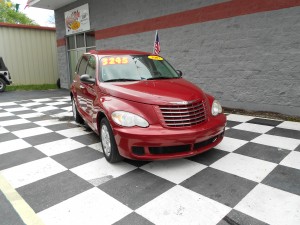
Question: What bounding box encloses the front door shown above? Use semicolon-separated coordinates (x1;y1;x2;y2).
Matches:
75;55;89;116
83;55;97;120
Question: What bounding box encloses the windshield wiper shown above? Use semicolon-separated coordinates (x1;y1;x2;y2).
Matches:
104;78;140;82
146;77;174;80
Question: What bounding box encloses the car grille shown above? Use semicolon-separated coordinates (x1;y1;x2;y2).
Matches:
158;100;207;127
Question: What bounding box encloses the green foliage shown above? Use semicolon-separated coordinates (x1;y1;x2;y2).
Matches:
6;84;57;91
0;1;37;25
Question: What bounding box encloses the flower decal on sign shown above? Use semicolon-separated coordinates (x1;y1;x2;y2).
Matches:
66;10;81;31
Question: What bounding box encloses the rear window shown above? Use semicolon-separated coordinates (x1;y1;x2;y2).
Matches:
0;58;6;70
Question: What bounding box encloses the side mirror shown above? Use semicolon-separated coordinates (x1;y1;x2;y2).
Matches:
176;70;183;77
80;74;95;84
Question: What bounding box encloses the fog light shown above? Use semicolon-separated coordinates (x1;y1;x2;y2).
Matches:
132;146;145;155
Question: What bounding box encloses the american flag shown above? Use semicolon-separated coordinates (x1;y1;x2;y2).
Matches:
153;30;160;55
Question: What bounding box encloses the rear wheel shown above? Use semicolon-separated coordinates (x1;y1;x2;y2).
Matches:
100;118;123;163
72;97;84;124
0;78;6;92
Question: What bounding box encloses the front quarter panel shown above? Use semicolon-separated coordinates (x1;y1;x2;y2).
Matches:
93;96;160;132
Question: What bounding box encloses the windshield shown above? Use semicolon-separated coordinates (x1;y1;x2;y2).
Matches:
99;55;180;82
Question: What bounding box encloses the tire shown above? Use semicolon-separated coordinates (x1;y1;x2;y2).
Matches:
72;97;84;124
0;78;6;92
100;118;123;163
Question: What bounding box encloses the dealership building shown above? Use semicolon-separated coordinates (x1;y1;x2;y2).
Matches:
29;0;300;116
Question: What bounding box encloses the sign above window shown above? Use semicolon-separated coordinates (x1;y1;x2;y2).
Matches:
64;4;90;36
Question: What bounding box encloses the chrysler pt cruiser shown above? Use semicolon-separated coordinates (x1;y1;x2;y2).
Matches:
70;50;226;163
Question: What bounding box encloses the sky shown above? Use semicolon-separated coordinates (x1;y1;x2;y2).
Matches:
12;0;55;27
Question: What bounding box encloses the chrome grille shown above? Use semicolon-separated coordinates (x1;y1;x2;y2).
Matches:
158;100;207;127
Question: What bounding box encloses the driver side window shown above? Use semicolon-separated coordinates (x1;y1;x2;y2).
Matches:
77;55;88;75
86;56;96;78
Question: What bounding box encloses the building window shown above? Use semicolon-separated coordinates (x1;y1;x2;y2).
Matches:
67;36;76;49
76;33;85;48
66;31;96;83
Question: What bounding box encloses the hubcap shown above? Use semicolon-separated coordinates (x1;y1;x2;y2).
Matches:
72;100;76;120
0;82;3;89
101;124;111;156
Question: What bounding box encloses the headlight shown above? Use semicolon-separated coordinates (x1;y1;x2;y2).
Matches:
111;111;149;127
211;100;222;116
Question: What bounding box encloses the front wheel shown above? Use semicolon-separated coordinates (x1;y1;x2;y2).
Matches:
72;97;84;124
100;118;123;163
0;78;6;92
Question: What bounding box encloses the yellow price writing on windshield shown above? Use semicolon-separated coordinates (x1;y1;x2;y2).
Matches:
102;57;128;66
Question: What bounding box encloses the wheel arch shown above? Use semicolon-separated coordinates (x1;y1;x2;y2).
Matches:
0;74;10;85
97;111;108;135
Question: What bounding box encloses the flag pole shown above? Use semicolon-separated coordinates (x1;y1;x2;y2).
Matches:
153;30;158;54
24;0;30;9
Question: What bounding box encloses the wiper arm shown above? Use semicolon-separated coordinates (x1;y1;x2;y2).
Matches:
104;78;140;82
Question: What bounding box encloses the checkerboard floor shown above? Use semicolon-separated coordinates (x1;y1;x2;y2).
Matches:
1;96;300;225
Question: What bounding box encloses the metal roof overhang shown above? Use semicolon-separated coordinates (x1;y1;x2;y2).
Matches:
28;0;77;10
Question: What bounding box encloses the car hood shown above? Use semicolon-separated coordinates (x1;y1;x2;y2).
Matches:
101;78;207;105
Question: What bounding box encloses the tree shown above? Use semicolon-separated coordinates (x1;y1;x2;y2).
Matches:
0;0;37;25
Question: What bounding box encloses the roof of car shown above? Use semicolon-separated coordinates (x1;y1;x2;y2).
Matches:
88;49;152;56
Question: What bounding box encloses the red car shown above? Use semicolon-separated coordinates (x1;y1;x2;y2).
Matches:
70;50;226;163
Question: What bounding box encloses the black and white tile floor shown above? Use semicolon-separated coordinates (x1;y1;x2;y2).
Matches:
0;96;300;225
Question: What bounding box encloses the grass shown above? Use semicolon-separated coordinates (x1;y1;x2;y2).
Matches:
6;84;58;91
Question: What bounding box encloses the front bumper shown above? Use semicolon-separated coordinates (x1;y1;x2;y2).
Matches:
113;114;226;160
